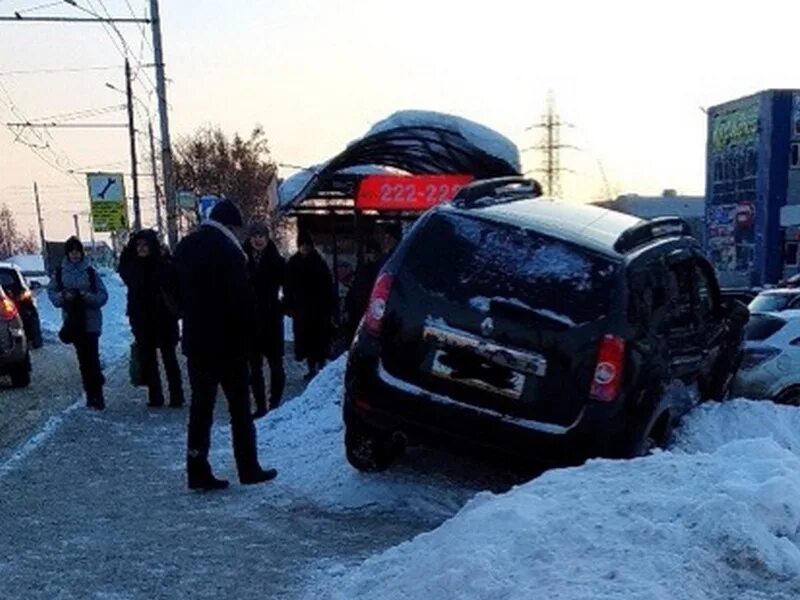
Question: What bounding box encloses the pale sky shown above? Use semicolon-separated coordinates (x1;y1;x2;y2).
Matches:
0;0;798;240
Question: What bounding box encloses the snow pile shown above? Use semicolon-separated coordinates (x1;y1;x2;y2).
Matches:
38;269;130;364
673;398;800;456
285;396;800;599
211;356;511;518
316;437;800;599
4;254;45;273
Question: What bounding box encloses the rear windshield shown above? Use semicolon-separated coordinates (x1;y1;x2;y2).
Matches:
402;212;619;325
0;269;22;294
749;294;797;313
745;314;786;341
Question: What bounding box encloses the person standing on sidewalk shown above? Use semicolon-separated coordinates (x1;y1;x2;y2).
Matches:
174;200;277;491
243;222;286;420
48;236;108;410
118;229;185;409
284;230;335;381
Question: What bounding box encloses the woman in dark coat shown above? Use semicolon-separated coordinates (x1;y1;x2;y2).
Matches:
284;230;335;380
118;229;184;408
244;222;287;419
343;238;382;344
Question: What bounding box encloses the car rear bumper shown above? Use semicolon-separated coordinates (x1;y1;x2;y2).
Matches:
345;356;625;464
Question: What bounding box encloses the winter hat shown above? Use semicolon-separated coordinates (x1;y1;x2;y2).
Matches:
297;229;314;248
209;199;244;228
64;236;85;257
248;221;269;237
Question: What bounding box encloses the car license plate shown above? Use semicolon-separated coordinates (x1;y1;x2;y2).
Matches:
429;350;526;400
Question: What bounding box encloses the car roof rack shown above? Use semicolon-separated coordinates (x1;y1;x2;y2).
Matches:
451;177;543;209
613;217;692;253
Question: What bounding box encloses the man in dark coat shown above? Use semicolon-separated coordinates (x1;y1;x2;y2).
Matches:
343;238;382;344
119;229;184;408
174;199;277;491
284;230;335;381
244;222;286;419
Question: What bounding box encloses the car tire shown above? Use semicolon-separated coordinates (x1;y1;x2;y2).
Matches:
776;387;800;406
344;413;401;473
10;353;31;388
703;351;742;402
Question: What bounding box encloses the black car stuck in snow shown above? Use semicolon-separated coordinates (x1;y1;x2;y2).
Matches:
343;178;748;471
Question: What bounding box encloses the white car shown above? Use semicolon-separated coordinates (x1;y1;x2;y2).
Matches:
731;310;800;404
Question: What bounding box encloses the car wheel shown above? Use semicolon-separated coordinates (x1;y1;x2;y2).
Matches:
776;387;800;406
626;408;672;458
344;415;401;473
10;353;31;388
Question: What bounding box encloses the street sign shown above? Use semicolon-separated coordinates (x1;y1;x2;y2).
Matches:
177;190;197;210
198;195;220;220
87;172;128;232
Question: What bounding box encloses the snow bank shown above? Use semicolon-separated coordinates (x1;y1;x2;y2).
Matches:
4;254;44;273
210;356;512;519
274;391;800;599
37;270;130;364
674;398;800;456
317;437;800;600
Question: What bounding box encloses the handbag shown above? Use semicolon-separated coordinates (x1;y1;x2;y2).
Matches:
129;342;146;387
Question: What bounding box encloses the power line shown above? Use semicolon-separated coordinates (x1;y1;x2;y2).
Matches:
0;64;123;76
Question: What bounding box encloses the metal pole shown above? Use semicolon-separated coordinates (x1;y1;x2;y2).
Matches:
124;58;141;230
149;0;177;248
148;120;163;235
73;214;80;239
33;182;47;270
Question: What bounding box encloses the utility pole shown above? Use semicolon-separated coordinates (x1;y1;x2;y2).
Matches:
526;91;574;197
73;214;81;239
148;120;164;236
124;58;141;230
149;0;177;248
33;182;47;270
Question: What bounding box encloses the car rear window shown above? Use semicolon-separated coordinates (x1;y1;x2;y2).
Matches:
0;269;22;294
745;314;787;341
749;294;797;313
402;212;619;325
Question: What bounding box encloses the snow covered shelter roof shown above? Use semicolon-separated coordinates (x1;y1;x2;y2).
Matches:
278;111;522;211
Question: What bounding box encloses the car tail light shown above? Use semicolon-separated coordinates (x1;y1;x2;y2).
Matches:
364;273;394;338
590;335;626;403
0;297;18;321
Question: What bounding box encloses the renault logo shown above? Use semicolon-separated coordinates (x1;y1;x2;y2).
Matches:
481;317;495;337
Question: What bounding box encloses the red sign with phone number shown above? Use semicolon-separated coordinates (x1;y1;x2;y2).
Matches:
355;175;474;211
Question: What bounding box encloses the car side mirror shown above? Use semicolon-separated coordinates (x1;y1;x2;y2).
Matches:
28;281;42;291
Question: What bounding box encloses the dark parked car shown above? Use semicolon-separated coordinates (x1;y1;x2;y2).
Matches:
748;289;800;314
343;178;748;471
0;262;42;349
0;284;31;387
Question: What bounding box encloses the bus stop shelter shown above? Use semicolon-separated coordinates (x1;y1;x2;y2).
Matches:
277;110;522;319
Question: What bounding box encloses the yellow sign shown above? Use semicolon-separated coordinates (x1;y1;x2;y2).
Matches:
87;173;128;232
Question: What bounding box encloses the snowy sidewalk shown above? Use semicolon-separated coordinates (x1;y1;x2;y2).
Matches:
0;353;517;599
